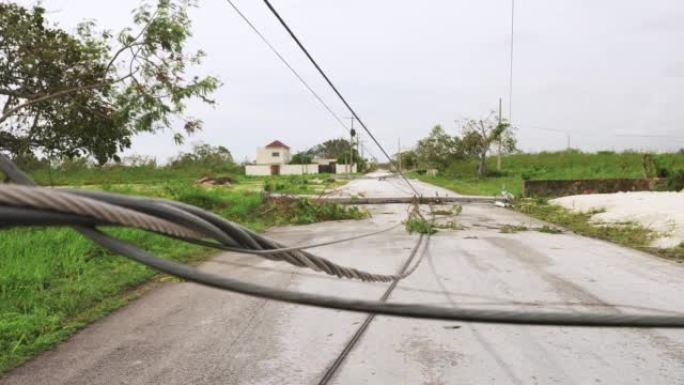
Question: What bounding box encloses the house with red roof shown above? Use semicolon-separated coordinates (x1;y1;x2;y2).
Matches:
256;140;291;165
246;140;319;176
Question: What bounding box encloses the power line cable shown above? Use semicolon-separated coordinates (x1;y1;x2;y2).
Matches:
261;0;420;196
223;0;350;136
5;155;684;327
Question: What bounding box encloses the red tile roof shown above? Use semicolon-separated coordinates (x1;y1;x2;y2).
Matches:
265;140;290;149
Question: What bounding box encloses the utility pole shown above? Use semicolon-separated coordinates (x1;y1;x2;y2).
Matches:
348;117;355;174
497;97;503;171
356;129;361;172
397;137;402;172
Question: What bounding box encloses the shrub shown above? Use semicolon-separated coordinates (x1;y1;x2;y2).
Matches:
667;169;684;191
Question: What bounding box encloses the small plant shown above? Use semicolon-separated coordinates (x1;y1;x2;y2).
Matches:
667;169;684;191
433;204;463;216
536;225;562;234
405;216;437;234
434;220;465;231
499;224;528;233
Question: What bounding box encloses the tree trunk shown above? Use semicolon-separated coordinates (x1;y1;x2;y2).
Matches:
477;150;487;178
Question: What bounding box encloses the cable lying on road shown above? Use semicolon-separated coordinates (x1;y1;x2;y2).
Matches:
0;155;417;283
4;154;684;327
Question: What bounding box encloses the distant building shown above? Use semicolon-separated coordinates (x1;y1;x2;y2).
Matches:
245;140;356;176
255;140;291;165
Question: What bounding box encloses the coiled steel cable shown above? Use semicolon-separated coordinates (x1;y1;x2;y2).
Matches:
0;156;421;283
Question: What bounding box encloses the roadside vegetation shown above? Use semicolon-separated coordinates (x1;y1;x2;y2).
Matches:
410;149;684;196
515;199;684;263
0;145;364;373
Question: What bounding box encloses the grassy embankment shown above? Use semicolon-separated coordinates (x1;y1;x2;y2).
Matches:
0;165;361;373
411;150;684;196
412;150;684;262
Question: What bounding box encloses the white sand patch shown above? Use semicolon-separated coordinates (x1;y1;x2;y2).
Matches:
551;191;684;248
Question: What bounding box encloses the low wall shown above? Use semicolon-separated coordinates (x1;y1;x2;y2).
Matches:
281;164;318;175
335;164;357;174
245;165;271;176
523;178;664;197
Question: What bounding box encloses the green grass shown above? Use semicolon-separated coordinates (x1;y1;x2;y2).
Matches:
0;176;364;373
515;199;684;262
514;199;662;249
0;228;211;373
404;216;437;234
412;149;684;196
499;224;529;233
26;163;344;196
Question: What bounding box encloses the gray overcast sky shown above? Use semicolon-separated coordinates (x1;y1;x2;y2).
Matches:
17;0;684;162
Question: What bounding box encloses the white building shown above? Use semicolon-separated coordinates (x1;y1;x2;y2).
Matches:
245;140;356;176
255;140;291;165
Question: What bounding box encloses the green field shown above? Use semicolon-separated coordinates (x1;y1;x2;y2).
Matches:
412;150;684;196
0;167;361;373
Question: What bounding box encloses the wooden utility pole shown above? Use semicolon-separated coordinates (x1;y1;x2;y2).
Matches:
348;117;355;174
397;137;402;172
356;129;361;172
497;97;503;171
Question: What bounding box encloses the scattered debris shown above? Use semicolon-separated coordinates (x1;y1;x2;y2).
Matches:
499;224;529;233
536;225;563;234
194;176;235;186
434;220;465;231
552;191;684;248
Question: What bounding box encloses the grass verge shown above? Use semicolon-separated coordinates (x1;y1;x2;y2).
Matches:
514;199;684;262
0;183;366;373
410;150;684;197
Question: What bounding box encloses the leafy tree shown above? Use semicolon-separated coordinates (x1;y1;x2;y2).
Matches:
289;151;313;164
0;1;219;164
415;125;462;169
168;142;236;173
309;138;351;159
307;138;367;171
460;114;516;177
397;150;418;170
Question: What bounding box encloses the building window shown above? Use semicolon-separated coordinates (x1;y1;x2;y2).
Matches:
272;152;280;157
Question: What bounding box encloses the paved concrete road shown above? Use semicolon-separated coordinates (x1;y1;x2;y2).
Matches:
3;173;684;385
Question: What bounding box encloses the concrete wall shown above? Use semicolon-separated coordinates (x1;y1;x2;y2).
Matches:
245;165;272;176
246;164;319;176
335;164;357;174
256;147;291;165
281;164;319;175
523;178;665;197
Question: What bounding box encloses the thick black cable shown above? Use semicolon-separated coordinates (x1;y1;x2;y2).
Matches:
76;227;684;328
261;0;421;196
5;154;684;326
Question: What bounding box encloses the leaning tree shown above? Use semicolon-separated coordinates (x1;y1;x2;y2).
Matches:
460;114;516;177
0;0;219;164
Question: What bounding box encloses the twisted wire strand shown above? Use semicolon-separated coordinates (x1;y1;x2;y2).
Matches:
6;155;684;326
0;181;421;282
0;185;204;240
